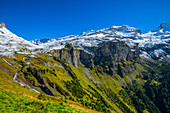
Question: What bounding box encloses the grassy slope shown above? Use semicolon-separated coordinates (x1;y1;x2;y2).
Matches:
0;89;85;113
0;56;100;113
0;52;148;113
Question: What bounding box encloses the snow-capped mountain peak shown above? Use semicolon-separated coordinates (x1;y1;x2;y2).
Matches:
158;23;170;30
112;25;141;33
151;23;170;32
30;24;170;61
0;23;38;56
30;24;142;51
142;23;170;40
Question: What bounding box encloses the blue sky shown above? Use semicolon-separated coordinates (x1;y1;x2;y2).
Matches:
1;0;170;40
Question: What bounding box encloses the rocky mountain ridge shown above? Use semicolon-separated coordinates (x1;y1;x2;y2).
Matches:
30;23;170;61
0;22;170;62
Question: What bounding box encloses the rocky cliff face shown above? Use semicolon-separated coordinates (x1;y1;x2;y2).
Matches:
52;41;140;69
51;41;140;79
93;41;134;66
79;50;94;68
80;41;140;68
53;43;81;68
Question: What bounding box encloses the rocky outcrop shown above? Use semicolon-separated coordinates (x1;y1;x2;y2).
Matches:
58;43;81;68
80;50;94;68
0;22;5;28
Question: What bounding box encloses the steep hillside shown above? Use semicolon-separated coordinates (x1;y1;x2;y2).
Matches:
0;45;164;113
0;56;100;113
0;23;170;113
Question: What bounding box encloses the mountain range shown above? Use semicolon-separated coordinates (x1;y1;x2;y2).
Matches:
0;22;170;113
1;22;170;61
30;23;170;61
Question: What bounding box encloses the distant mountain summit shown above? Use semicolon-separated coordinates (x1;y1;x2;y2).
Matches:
152;23;170;32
